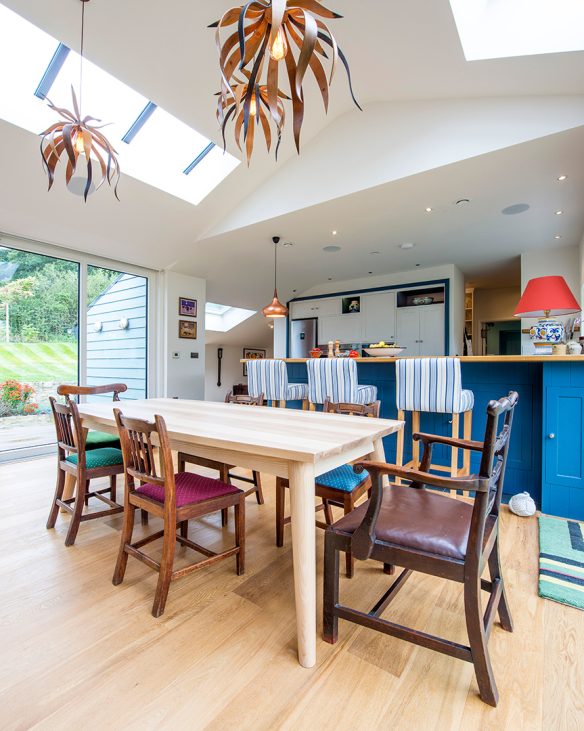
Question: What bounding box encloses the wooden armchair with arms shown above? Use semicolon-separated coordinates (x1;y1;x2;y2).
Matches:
323;392;518;707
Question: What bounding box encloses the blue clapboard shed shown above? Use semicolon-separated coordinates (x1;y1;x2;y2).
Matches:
86;274;148;401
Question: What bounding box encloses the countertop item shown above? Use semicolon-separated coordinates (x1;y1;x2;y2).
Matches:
364;347;405;357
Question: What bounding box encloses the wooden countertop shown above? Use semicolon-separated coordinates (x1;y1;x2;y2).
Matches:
242;356;584;363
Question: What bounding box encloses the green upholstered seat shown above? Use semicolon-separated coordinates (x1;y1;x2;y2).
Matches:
66;447;123;469
85;430;121;450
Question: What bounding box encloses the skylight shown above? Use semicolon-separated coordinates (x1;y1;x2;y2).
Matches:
205;302;256;332
449;0;584;61
0;3;240;205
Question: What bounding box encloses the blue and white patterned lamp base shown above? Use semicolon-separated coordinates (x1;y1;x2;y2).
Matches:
530;318;564;345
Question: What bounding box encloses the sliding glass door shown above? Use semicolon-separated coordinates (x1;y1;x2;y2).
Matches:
0;241;152;460
0;246;79;457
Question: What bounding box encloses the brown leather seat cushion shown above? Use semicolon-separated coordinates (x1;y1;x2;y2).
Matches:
332;486;493;560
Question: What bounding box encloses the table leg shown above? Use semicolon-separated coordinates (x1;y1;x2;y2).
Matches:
288;461;317;668
371;436;389;485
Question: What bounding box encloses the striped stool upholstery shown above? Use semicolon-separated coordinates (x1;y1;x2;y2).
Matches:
307;358;378;408
395;358;474;484
247;359;308;408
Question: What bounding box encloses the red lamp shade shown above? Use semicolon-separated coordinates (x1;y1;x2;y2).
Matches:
514;276;580;318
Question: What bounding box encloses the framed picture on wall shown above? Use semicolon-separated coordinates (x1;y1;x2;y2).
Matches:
178;297;197;317
179;320;197;339
243;347;266;376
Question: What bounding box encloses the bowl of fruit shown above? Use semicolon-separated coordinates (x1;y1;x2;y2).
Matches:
364;342;405;357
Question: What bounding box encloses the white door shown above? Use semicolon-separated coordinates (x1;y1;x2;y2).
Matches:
361;292;396;344
418;304;446;356
396;308;421;357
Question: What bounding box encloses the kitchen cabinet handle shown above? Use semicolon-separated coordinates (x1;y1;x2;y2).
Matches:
548;433;555;440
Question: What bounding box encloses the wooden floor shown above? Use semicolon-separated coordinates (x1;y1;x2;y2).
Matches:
1;456;583;731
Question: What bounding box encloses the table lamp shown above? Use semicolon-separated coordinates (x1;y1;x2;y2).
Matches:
514;275;581;353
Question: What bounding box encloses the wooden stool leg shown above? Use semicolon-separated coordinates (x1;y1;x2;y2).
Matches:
344;495;354;579
323;532;340;644
113;498;136;586
64;474;86;547
302;399;309;411
254;471;264;505
279;400;287;409
411;411;421;469
309;403;316;412
464;571;499;707
450;413;460;495
47;468;66;529
395;409;405;485
276;478;285;547
463;410;472;476
235;499;245;575
152;526;176;618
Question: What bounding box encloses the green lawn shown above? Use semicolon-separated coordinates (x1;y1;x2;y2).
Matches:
0;342;77;382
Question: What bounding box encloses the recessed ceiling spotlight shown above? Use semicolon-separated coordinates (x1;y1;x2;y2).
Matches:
415;264;421;267
555;210;563;215
323;245;341;252
554;235;562;239
332;230;338;235
399;242;415;250
327;277;333;281
502;203;530;215
557;175;567;181
370;251;380;255
292;289;297;293
283;241;294;247
425;207;433;213
456;198;470;205
368;271;373;275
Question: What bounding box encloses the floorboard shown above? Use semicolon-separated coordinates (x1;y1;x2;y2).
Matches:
0;455;582;730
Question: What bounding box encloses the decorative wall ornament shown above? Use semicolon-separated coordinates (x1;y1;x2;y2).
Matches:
211;0;360;163
40;0;120;200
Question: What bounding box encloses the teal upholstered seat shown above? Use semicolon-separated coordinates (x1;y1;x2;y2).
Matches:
66;447;123;469
85;430;120;450
316;464;369;492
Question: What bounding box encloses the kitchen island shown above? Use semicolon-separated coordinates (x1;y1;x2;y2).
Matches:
279;355;584;520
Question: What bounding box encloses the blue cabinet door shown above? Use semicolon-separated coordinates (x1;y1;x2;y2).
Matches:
543;386;584;519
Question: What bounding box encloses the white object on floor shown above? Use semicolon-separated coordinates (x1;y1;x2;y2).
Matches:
508;491;536;517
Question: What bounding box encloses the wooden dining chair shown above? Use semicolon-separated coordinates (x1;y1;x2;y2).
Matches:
113;409;246;618
177;391;265;527
57;383;127;451
323;392;518;707
46;396;124;546
276;400;381;578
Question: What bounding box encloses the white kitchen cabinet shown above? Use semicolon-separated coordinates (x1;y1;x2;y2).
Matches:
290;297;339;319
319;314;362;344
361;292;396;344
396;304;445;356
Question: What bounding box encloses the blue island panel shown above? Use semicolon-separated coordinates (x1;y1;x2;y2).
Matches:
287;361;543;504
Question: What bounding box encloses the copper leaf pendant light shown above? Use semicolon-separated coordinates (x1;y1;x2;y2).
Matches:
40;0;121;201
262;236;288;319
210;0;361;164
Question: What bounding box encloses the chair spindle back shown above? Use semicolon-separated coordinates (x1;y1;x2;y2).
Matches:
49;396;82;459
324;400;381;418
225;391;264;406
58;383;128;402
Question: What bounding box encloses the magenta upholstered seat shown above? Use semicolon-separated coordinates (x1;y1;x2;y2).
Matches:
136;471;242;508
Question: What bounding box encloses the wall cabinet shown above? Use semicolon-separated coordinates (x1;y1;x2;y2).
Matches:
319;313;362;344
290;298;339;319
396;304;445;356
361;292;396;344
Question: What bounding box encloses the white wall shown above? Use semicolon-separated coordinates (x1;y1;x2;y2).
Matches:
520;244;581;354
292;264;464;355
161;271;206;399
204;343;274;401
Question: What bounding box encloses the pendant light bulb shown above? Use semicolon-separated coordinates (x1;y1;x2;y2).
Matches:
269;27;288;61
74;131;85;154
249;94;257;117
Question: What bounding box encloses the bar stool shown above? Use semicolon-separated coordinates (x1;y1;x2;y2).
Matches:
307;358;377;410
395;358;474;482
247;359;309;409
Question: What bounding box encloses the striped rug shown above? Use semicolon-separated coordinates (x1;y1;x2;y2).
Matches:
539;516;584;610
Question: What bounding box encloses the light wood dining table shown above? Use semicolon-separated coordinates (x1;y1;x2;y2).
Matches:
74;397;403;668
